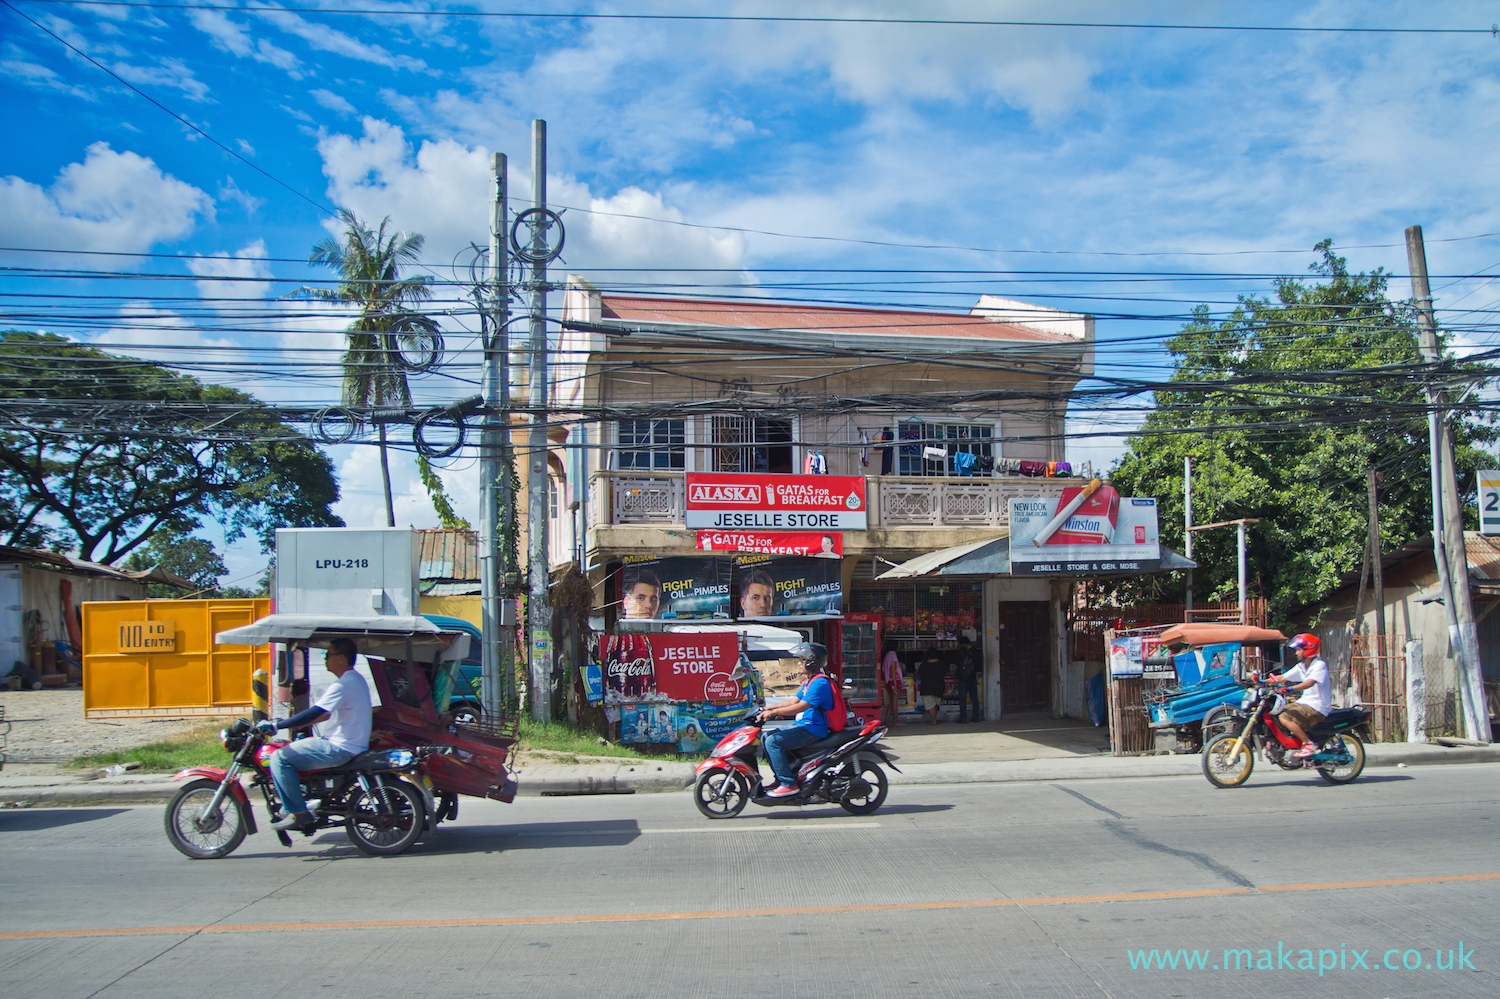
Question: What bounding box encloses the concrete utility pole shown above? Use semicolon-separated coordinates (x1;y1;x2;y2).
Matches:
1405;225;1492;742
1183;456;1194;616
478;152;512;719
527;119;552;723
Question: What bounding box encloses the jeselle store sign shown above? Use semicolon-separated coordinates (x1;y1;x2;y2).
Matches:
696;530;843;557
685;473;868;530
1008;480;1161;575
602;632;742;703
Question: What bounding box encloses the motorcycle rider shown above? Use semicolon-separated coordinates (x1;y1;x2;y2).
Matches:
755;642;833;798
257;637;372;831
1267;633;1331;758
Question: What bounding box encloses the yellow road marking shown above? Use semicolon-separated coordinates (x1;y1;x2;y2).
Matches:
3;872;1497;941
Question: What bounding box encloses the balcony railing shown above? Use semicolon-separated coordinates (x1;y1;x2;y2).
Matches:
590;471;1075;529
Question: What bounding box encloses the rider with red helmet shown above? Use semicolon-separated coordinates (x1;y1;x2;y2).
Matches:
1269;633;1331;758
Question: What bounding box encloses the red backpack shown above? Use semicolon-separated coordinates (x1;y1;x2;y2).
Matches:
819;673;849;733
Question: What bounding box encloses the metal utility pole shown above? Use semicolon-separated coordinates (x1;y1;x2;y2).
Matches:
1367;468;1385;645
1406;225;1492;742
478;152;512;720
527;119;552;723
1186;518;1258;624
1184;456;1194;616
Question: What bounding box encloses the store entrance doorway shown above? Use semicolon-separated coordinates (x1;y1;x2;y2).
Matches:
997;600;1050;712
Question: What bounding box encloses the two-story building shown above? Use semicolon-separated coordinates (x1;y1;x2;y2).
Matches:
529;277;1138;721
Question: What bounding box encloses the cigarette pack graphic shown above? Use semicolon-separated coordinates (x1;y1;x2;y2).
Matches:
1034;480;1121;546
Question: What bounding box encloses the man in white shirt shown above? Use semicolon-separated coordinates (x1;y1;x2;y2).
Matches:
1269;633;1331;759
259;637;373;831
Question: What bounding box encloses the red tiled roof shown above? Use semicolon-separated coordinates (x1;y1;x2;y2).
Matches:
598;294;1074;343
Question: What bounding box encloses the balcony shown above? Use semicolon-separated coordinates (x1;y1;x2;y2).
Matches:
590;471;1076;529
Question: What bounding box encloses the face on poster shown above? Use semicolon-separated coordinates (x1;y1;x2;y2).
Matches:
735;555;843;617
621;703;677;744
620;556;732;620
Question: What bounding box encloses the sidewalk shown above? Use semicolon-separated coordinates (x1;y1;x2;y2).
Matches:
3;740;1497;807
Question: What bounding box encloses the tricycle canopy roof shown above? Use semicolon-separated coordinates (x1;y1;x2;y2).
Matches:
215;613;469;661
1157;623;1287;647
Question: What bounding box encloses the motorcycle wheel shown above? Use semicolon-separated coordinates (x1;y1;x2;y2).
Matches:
1316;732;1366;785
693;767;749;819
1201;733;1255;788
1201;705;1237;745
345;778;427;856
164;778;247;859
839;758;888;815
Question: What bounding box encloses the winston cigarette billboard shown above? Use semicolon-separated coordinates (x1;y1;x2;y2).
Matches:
1008;480;1160;574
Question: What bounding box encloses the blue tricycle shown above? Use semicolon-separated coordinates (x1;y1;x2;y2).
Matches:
1144;624;1288;752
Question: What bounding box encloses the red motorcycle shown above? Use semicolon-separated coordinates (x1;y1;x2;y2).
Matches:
1201;681;1370;788
164;718;444;859
692;715;898;818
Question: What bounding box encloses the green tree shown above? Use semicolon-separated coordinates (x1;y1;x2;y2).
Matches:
1109;243;1495;625
304;210;468;529
0;332;343;563
123;529;227;597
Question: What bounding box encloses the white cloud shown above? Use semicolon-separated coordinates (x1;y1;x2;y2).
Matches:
316;118;747;272
110;57;212;102
188;9;303;76
217;175;264;216
1;56;97;100
256;7;427;72
187;239;274;303
0;142;213;254
311;88;357;116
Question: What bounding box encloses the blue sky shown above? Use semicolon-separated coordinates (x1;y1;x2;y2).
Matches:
4;1;1500;584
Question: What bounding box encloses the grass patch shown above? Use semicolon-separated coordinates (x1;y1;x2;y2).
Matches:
516;718;706;762
69;724;231;773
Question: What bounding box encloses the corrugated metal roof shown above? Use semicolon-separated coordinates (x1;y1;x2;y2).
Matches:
418;529;479;582
600;295;1075;343
1465;531;1500;581
0;544;195;589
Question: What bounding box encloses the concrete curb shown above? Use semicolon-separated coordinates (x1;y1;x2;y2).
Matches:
4;744;1497;806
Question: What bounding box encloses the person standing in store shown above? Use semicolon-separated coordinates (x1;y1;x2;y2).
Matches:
880;643;904;726
917;650;948;725
955;636;981;723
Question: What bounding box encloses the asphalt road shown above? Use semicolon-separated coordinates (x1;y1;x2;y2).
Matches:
2;762;1497;999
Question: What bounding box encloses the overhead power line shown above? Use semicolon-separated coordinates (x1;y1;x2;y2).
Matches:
16;1;1497;35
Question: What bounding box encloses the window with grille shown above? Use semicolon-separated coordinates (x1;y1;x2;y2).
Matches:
897;421;994;476
616;419;686;470
711;415;794;474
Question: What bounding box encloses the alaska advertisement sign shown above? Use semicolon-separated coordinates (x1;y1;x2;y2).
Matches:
1008;482;1161;575
685;473;868;530
696;530;843;557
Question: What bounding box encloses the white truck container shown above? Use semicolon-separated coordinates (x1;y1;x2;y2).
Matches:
274;528;420;617
0;564;21;676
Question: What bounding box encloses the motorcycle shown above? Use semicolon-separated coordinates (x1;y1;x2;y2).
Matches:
1201;682;1371;789
164;718;445;859
692;714;899;818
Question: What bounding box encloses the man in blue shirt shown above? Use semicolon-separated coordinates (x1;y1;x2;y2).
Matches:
757;642;833;797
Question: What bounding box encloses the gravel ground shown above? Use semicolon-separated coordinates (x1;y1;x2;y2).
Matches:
0;689;205;770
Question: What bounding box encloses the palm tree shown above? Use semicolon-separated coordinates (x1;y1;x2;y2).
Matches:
304;210;464;528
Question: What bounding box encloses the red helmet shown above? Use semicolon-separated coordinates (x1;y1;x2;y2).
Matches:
1288;633;1320;657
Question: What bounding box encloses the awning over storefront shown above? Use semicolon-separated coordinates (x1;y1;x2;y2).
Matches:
875;536;1196;579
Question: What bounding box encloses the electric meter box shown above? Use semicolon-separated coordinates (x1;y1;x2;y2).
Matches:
275;528;420;617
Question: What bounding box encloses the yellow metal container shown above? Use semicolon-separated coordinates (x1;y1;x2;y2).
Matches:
82;598;271;719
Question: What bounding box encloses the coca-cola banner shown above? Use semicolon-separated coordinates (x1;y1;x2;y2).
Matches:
650;633;741;702
619;555;732;620
602;632;743;703
734;554;843;618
